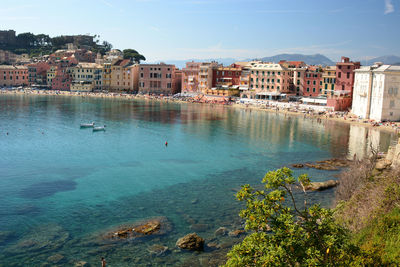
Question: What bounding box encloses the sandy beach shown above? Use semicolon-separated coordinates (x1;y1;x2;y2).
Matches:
2;88;399;133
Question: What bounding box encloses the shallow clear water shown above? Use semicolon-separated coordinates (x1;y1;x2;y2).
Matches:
0;94;396;266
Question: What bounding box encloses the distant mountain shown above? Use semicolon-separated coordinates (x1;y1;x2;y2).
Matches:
148;58;237;69
362;55;400;66
255;54;335;66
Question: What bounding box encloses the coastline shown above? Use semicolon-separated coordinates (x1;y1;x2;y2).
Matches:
1;88;399;133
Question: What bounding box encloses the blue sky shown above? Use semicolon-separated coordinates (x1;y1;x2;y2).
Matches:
1;0;399;62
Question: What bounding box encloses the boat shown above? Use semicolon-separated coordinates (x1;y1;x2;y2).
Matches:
80;122;95;128
93;125;106;132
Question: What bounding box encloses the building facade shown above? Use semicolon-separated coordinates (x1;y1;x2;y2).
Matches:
249;63;293;99
69;62;103;91
138;64;180;95
198;62;219;93
181;62;201;93
352;64;400;121
303;66;323;97
0;65;29;87
28;62;50;86
321;66;336;96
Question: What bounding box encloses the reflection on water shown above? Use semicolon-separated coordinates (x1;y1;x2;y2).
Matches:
0;94;397;266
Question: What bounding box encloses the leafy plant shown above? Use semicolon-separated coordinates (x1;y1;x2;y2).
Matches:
224;167;367;266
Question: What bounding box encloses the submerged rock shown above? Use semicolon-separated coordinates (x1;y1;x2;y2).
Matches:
47;253;65;264
305;180;339;191
228;230;245;237
147;244;169;256
176;233;205;251
190;224;209;232
0;231;15;245
214;227;228;236
5;224;69;254
291;164;304;168
74;261;90;267
100;216;172;242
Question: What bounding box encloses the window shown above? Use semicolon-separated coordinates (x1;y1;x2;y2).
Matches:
346;73;350;79
140;73;143;78
277;79;280;83
307;81;310;85
307;88;310;92
297;72;300;76
390;100;395;108
278;72;280;75
313;88;315;92
338;72;341;78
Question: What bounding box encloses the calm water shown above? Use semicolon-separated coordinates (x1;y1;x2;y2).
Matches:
0;94;396;266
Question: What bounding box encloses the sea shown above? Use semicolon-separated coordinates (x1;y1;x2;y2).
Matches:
0;94;396;266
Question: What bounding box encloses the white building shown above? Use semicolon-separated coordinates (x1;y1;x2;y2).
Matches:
352;64;400;121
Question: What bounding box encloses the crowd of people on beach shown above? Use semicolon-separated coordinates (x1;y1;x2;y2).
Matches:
2;87;400;132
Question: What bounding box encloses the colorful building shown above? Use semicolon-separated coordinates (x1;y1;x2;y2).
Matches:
352;64;400;121
303;66;323;97
249;63;293;99
138;63;181;95
327;56;361;111
279;61;307;96
109;59;131;92
212;64;242;88
28;62;50;86
181;62;201;93
198;62;219;93
321;66;336;96
69;62;103;91
0;65;29;87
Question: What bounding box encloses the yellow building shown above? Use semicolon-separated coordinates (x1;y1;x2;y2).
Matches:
109;59;139;92
69;62;103;91
47;66;56;85
322;66;336;96
102;63;112;91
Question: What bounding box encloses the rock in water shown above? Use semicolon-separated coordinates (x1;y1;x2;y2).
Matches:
214;227;228;236
176;233;205;251
147;244;169;256
305;180;339;191
74;261;90;267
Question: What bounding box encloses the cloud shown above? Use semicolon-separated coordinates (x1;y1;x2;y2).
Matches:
384;0;394;14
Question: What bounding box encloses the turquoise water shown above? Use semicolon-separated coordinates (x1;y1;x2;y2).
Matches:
0;94;396;266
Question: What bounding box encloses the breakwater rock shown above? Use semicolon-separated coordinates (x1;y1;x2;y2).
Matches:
292;158;350;171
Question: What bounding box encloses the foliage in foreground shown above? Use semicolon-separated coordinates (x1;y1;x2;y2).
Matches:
224;167;369;266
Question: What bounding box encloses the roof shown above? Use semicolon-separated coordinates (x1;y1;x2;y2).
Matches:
251;63;288;71
0;65;28;70
76;62;103;69
113;59;131;67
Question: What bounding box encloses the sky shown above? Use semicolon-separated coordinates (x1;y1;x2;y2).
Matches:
1;0;399;62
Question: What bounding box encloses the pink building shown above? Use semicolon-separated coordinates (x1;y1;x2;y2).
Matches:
0;65;29;87
28;62;51;86
327;56;361;111
138;64;181;95
181;62;201;93
303;66;323;97
50;59;76;90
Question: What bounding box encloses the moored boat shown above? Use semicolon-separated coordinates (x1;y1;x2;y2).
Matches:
80;122;95;128
93;125;106;131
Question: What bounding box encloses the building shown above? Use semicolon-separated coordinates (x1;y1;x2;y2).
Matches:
181;62;201;93
303;66;323;97
335;57;361;95
109;59;139;92
49;60;76;91
198;62;219;93
69;62;103;91
0;50;17;64
321;66;336;96
212;64;241;88
0;65;28;87
138;63;180;95
352;64;400;121
279;61;307;96
327;57;361;111
248;63;293;100
28;62;50;86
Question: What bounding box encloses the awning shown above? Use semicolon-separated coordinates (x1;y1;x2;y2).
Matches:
239;86;249;90
301;98;327;104
256;91;281;96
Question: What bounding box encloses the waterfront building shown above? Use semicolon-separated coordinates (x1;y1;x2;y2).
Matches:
0;65;29;87
198;62;219;93
138;63;180;95
47;66;56;86
279;61;306;96
321;66;336;96
203;64;242;97
70;62;103;92
28;62;50;86
110;59;130;92
303;66;323;97
181;62;201;94
49;59;76;91
102;63;112;91
352;64;400;121
327;56;360;111
248;63;293;100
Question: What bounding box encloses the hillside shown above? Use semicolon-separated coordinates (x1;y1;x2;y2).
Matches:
256;53;335;66
363;55;400;66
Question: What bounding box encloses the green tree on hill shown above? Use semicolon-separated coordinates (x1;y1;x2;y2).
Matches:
224;167;369;266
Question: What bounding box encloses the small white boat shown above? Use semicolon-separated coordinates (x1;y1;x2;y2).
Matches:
93;125;106;131
80;122;95;128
